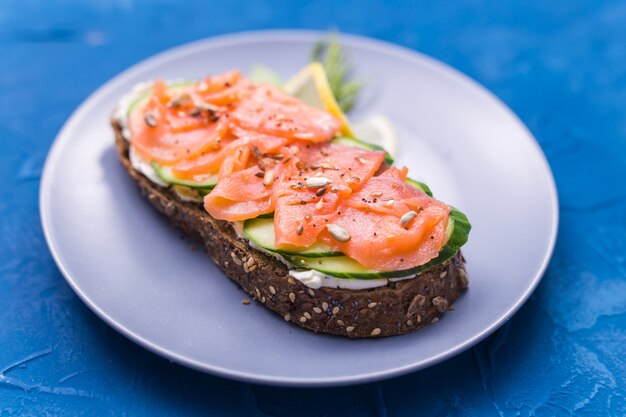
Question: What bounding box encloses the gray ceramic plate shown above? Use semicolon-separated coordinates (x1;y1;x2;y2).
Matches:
40;30;558;386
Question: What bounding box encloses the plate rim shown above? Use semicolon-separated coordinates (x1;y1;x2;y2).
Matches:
39;29;559;387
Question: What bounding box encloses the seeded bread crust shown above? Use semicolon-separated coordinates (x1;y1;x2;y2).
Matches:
113;119;468;337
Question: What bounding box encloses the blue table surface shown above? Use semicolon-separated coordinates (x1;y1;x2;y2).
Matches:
1;0;625;415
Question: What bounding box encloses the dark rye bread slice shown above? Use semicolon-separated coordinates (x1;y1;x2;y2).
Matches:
112;119;469;337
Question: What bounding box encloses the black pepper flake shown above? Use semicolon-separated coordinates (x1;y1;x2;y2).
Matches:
255;172;264;178
252;146;263;159
316;187;327;197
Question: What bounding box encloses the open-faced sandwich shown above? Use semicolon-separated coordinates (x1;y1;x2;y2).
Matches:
111;44;471;338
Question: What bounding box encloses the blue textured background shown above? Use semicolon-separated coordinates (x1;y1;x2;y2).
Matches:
1;1;625;415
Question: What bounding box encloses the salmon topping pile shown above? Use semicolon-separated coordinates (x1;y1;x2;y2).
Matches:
128;71;451;272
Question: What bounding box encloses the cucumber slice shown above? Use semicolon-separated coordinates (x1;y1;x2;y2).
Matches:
285;208;471;279
243;217;343;258
287;255;381;278
248;65;283;87
331;136;394;165
152;164;218;190
405;177;433;197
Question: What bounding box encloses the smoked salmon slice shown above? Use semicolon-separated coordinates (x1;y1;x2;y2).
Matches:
129;80;229;165
229;85;341;142
273;142;386;248
203;164;280;221
318;168;451;271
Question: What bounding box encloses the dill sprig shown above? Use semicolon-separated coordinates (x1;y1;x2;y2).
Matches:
311;33;363;113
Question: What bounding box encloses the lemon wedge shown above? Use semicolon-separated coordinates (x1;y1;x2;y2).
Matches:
284;62;354;137
351;115;398;157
